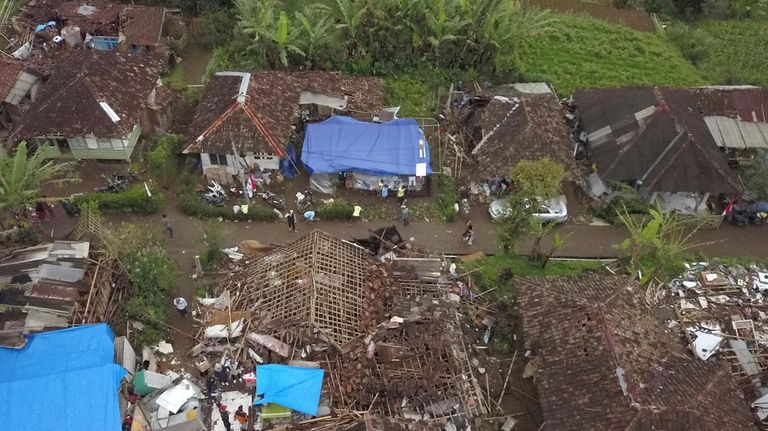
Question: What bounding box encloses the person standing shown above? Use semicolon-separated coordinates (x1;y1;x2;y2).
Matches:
218;404;232;431
234;405;248;430
400;205;410;226
380;183;389;200
35;200;48;222
286;210;296;232
161;214;173;237
173;297;188;317
396;185;407;206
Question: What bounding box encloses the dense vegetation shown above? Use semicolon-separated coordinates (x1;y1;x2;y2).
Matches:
668;19;768;87
510;14;704;95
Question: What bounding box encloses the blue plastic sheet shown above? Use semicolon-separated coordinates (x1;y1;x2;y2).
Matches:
302;116;432;176
34;21;56;32
253;364;324;416
279;143;298;179
0;324;127;431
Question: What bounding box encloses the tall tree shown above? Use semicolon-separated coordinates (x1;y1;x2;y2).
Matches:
0;142;78;219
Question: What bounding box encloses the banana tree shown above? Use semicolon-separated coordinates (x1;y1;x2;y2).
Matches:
0;142;78;224
237;0;304;68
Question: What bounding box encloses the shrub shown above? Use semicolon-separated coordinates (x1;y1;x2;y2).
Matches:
436;174;458;223
594;194;651;225
147;134;185;181
316;199;355;220
111;225;178;348
177;184;278;221
74;184;162;214
200;222;226;269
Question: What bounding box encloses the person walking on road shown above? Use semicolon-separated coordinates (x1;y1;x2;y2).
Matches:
173;297;188;317
400;205;410;226
286;210;296;231
396;185;407;206
462;221;474;246
161;214;173;237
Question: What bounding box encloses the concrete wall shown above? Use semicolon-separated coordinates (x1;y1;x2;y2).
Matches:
201;151;280;176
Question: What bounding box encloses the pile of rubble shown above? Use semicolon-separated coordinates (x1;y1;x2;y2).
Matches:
185;230;521;430
662;259;768;425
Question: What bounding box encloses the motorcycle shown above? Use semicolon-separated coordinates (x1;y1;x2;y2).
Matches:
94;174;131;193
296;190;314;210
199;181;228;206
258;191;285;211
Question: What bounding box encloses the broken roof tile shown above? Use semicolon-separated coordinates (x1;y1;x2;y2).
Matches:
516;274;757;431
120;5;166;47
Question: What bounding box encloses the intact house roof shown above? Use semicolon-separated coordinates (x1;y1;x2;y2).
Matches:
184;70;385;156
10;50;165;141
691;86;768;150
469;83;579;179
120;5;166;47
516;274;758;431
0;58;22;103
575;87;741;194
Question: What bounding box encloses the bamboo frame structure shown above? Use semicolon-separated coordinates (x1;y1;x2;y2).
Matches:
232;230;369;347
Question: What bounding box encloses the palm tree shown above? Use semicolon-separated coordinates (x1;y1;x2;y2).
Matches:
331;0;369;58
0;142;78;221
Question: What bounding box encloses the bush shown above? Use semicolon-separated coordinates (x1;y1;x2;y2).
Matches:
147;134;185;181
316;199;355;220
594;194;651;225
666;23;715;66
200;222;226;269
74;184;163;214
112;225;178;348
177;184;278;221
436;174;458;223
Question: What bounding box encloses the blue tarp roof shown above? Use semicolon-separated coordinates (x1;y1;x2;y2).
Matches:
301;116;432;176
253;364;324;416
0;324;127;431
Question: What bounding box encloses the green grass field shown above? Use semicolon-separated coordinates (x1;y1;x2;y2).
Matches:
689;19;768;88
509;14;705;95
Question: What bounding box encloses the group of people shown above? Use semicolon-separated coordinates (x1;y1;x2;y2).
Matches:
380;181;410;226
216;404;248;431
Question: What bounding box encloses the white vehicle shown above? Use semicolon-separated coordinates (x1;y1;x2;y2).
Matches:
488;195;568;223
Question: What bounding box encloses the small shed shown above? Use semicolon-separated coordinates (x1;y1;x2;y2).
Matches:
302;116;432;193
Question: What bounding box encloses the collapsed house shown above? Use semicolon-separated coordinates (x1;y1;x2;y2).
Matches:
302;116;432;193
8;50;171;160
184;71;385;180
662;260;768;426
574;87;742;212
516;274;758;431
465;83;579;182
196;230;487;429
0;240;90;348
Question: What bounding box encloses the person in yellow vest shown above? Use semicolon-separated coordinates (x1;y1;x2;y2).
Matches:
396;185;407;206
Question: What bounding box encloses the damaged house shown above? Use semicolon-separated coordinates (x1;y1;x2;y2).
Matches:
468;83;579;182
691;85;768;151
118;5;167;53
8;50;170;160
203;230;485;429
516;274;758;431
0;57;41;131
184;71;384;180
575;87;742;212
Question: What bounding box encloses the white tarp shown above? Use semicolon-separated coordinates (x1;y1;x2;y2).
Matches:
156;381;197;414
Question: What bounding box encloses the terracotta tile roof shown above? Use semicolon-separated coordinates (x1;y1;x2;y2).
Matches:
516;274;758;431
470;85;579;179
120;5;165;47
0;58;21;103
575;87;741;194
10;50;165;140
185;71;385;155
59;1;123;34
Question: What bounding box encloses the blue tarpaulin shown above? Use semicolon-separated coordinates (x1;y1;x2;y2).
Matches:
0;324;127;431
253;364;324;416
301;116;432;176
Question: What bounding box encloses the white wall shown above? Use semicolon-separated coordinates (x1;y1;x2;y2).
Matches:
201;151;280;176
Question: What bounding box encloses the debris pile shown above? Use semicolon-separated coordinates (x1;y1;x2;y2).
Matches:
663;260;768;425
190;230;494;430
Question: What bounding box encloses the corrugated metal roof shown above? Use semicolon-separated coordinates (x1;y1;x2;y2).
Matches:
704;116;768;149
